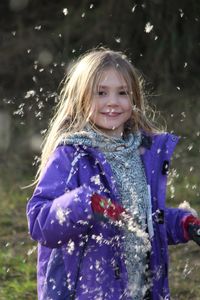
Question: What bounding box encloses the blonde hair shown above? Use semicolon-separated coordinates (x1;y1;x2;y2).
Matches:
35;47;162;182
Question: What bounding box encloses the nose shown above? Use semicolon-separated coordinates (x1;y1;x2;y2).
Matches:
107;93;119;106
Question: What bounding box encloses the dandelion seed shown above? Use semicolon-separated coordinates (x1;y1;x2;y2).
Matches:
145;22;153;33
177;86;181;90
63;8;68;15
27;246;37;256
35;111;42;119
181;111;186;118
81;12;85;18
179;201;198;217
170;185;175;198
115;37;121;43
184;62;188;68
157;148;161;154
179;8;184;18
34;61;38;70
90;175;101;185
56;207;66;225
38;101;44;109
34;25;41;30
13;103;25;117
89;4;94;9
24;90;36;99
188;144;193;151
66;240;75;255
182;260;193;278
132;5;137;12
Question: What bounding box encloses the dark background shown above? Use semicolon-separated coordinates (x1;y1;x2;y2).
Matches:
0;0;200;161
0;1;200;299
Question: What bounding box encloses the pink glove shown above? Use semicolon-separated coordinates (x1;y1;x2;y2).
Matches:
91;193;125;221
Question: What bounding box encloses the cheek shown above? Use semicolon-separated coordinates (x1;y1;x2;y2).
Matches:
124;100;133;114
90;98;102;115
89;102;97;121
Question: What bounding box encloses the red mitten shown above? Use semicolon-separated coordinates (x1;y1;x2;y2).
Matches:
91;193;125;221
182;215;200;246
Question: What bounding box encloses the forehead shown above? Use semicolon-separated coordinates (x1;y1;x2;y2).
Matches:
96;67;128;87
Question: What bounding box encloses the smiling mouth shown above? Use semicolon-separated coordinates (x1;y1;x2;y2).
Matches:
101;112;122;117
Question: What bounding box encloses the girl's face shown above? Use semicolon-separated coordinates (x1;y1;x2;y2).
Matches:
90;68;132;138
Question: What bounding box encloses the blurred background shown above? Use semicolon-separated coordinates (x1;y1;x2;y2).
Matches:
0;0;199;299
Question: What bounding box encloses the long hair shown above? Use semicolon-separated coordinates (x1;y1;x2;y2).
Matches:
35;47;162;183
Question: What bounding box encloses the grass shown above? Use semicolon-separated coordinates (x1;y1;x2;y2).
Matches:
0;118;199;299
168;173;200;300
0;163;37;300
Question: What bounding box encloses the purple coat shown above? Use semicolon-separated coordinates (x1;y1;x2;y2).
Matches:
26;133;190;300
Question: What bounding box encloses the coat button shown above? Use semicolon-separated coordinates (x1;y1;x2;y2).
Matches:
171;136;177;142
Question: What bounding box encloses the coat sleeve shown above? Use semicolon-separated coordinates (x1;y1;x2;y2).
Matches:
26;146;95;248
165;207;192;245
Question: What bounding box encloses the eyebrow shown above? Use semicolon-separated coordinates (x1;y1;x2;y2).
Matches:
98;85;128;89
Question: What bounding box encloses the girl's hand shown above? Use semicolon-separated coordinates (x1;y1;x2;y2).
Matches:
91;193;126;221
183;215;200;246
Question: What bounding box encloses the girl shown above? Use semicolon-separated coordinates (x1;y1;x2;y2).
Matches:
27;48;200;300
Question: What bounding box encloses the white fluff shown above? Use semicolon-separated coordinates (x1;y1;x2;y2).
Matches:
178;201;198;217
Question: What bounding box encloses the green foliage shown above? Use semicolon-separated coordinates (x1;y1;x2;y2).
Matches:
0;249;36;300
0;173;37;300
